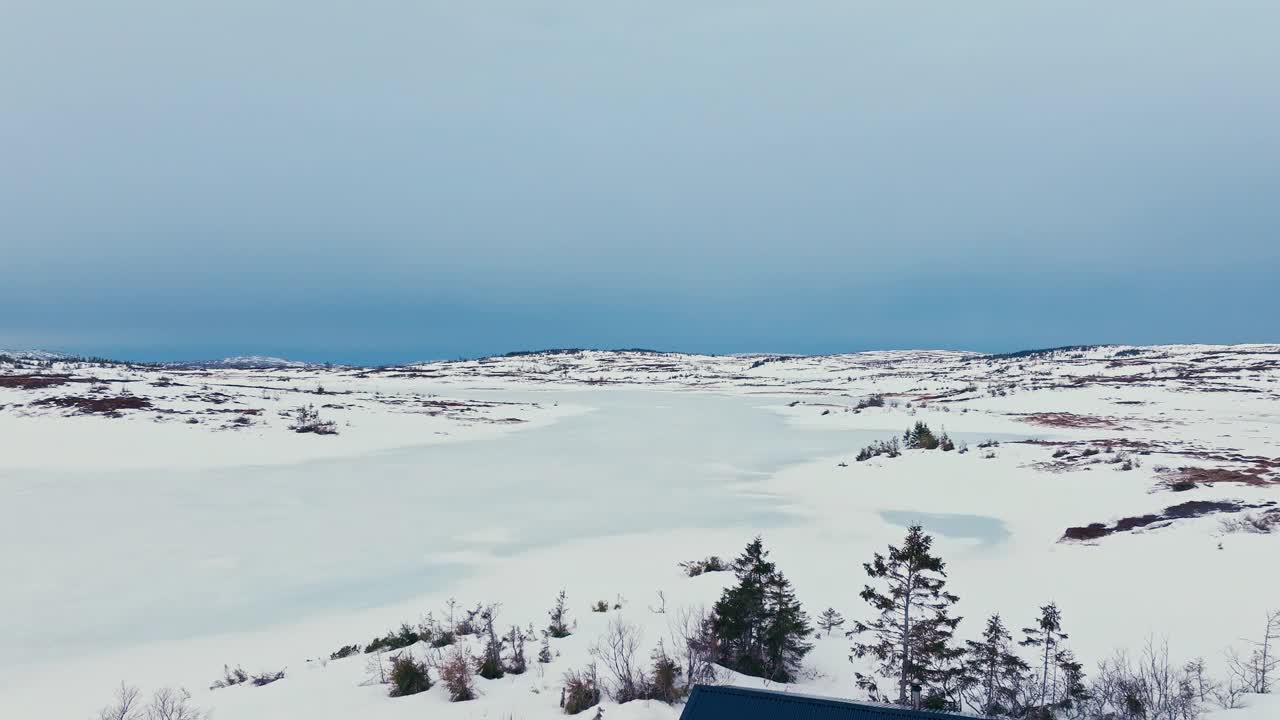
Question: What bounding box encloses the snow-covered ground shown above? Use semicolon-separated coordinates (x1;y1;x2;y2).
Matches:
1;345;1278;719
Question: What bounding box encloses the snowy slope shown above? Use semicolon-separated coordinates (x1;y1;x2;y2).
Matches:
1;344;1277;719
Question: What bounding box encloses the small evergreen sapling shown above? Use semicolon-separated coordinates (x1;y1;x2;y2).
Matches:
506;625;529;675
818;608;846;637
539;631;554;663
388;653;432;697
476;605;505;680
548;589;573;638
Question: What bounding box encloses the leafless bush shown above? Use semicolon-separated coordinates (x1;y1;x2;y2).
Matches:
561;663;602;714
95;684;208;720
669;606;721;688
1219;511;1280;535
97;683;143;720
1225;610;1280;695
437;644;477;702
145;687;207;720
1082;639;1202;720
591;618;646;702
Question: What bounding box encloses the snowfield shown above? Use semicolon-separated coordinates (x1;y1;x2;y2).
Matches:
1;345;1278;719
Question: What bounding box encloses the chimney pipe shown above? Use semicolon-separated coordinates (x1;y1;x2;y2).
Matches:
911;684;922;709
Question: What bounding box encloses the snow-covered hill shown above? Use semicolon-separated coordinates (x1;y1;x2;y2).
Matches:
1;344;1277;719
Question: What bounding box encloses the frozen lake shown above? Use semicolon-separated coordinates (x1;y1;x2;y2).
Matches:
3;389;918;667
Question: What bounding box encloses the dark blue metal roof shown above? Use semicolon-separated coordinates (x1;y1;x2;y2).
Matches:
679;685;984;720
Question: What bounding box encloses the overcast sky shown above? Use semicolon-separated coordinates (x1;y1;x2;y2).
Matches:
2;2;1277;363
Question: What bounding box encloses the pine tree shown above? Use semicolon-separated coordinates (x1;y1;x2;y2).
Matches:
962;614;1029;716
1021;603;1069;711
476;605;505;679
849;524;963;705
762;571;814;682
818;608;846;637
1052;648;1087;712
538;630;554;664
711;536;775;678
711;536;813;682
649;640;683;703
506;625;528;675
548;589;572;638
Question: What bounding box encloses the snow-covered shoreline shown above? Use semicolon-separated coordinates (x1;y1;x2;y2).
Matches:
2;345;1277;719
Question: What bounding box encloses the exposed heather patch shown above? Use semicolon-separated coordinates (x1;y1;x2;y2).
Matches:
1061;499;1278;542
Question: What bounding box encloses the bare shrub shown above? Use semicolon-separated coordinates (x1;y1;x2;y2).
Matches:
97;683;144;720
145;687;207;720
669;606;720;688
96;684;208;720
1220;511;1280;535
438;645;477;702
561;663;602;714
1082;639;1203;720
591;618;646;702
1225;610;1280;694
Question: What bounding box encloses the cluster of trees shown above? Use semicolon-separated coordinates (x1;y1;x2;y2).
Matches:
705;528;1277;720
840;525;1275;718
856;422;957;461
903;421;955;451
709;537;813;682
288;404;337;435
96;531;1276;719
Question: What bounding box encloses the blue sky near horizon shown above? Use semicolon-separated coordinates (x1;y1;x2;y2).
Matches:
2;2;1277;364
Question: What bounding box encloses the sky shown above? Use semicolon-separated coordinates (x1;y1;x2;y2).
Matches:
2;2;1277;364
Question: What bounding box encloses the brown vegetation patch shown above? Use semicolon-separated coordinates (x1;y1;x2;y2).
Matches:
1016;412;1125;429
33;394;152;415
0;375;85;390
1062;499;1277;542
1162;466;1275;488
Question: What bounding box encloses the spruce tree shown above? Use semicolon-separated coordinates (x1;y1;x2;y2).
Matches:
1021;602;1068;710
548;589;572;638
849;524;962;705
506;625;528;675
962;614;1029;716
477;605;505;679
818;608;846;637
1052;648;1087;712
538;630;553;664
711;536;813;682
762;571;813;682
711;536;775;677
